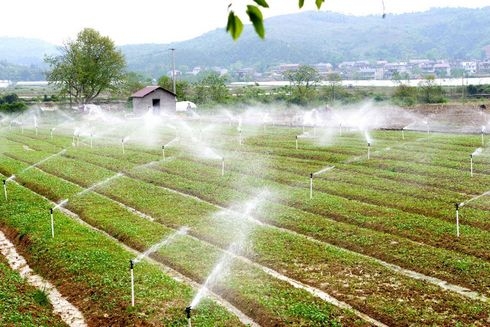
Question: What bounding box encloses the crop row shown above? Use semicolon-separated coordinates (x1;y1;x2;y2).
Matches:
0;152;361;325
2;139;490;326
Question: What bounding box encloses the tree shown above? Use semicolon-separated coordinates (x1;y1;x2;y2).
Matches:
324;72;342;103
226;0;325;39
191;72;230;105
45;28;126;105
157;75;190;101
418;75;445;104
283;65;320;105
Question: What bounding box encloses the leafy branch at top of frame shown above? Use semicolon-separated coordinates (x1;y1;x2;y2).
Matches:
226;0;325;40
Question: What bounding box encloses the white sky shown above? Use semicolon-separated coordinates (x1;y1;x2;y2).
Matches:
1;0;489;45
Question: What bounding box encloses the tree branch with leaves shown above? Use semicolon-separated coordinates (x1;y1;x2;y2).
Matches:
226;0;325;40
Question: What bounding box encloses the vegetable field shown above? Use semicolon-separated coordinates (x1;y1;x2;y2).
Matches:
1;107;489;326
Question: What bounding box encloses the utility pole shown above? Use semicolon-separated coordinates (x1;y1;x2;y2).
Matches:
170;48;176;94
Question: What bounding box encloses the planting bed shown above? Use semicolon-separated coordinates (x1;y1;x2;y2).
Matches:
1;108;490;326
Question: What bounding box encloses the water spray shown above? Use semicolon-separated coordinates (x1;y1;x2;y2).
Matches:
34;117;38;136
309;173;313;199
130;259;135;306
3;180;7;201
482;126;486;146
185;306;192;327
454;203;460;237
50;208;54;238
221;157;225;177
295;135;298;150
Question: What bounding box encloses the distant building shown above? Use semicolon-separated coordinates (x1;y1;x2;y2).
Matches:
130;86;176;115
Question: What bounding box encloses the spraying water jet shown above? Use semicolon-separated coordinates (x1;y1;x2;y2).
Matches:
221;157;225;177
481;126;486;146
129;227;188;306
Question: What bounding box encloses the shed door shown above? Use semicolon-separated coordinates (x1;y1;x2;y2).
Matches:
152;99;161;114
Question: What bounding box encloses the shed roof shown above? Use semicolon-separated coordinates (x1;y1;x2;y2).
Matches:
131;86;176;98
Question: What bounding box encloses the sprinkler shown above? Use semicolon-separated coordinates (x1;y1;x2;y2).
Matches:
221;157;225;177
185;306;192;327
455;203;460;237
90;133;94;148
401;128;405;140
367;142;371;160
130;259;135;306
239;130;242;145
162;145;165;161
50;208;54;238
3;180;7;201
295;135;298;150
121;138;125;154
470;154;473;177
50;128;54;140
339;122;342;136
309;173;313;199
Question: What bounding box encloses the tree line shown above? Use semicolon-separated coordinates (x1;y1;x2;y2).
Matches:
43;28;481;110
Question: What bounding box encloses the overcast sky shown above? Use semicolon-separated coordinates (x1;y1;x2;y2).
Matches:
1;0;489;45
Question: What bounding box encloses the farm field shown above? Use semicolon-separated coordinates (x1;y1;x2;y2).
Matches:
1;105;490;326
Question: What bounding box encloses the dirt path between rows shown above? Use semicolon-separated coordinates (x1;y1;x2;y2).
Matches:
0;229;86;327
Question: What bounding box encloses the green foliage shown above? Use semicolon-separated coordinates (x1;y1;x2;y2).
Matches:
157;75;190;100
226;11;244;40
417;75;446;104
246;5;265;39
392;83;418;106
45;28;126;104
0;93;27;113
228;0;324;39
283;65;320;105
190;72;230;105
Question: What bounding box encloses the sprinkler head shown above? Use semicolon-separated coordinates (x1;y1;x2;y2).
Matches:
470;154;473;158
2;180;5;185
310;173;313;179
185;306;192;319
162;145;165;150
368;142;371;147
130;259;134;270
454;203;459;210
296;135;298;140
50;208;53;214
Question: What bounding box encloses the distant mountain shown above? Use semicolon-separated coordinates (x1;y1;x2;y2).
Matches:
1;7;490;80
0;37;56;66
121;7;490;77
